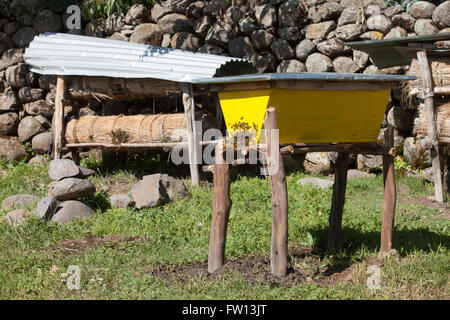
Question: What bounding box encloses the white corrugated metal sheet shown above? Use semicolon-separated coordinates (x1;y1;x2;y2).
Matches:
23;33;255;82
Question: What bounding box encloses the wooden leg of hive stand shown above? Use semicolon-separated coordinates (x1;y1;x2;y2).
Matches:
181;82;200;187
328;152;349;251
381;126;396;252
53;76;66;159
208;142;232;273
265;107;288;277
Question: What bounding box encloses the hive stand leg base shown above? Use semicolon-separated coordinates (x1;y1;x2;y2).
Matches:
328;152;349;252
265;107;288;277
208;143;232;274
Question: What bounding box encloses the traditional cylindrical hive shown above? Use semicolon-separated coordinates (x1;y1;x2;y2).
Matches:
407;56;450;89
414;101;450;138
65;114;187;145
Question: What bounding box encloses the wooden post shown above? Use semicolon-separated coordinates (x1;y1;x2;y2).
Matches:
264;107;288;277
380;125;396;252
53;76;66;159
328;152;349;251
181;82;200;187
416;50;444;202
208;141;232;273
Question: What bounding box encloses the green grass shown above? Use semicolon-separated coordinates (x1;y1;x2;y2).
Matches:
0;158;448;299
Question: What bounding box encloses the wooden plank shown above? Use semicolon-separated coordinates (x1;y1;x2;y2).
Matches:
328;152;349;251
181;82;200;187
380;126;397;252
53;76;66;159
416;50;444;202
208;141;232;273
265;107;288;277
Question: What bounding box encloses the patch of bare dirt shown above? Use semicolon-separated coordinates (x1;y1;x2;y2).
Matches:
147;247;355;287
402;196;450;219
43;234;151;255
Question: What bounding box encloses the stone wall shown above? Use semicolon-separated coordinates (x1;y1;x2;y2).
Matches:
0;0;449;174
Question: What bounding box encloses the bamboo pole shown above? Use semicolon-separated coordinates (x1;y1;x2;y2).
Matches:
208;141;232;273
181;83;200;187
416;50;444;202
265;107;288;277
53;76;66;159
328;152;349;251
380;126;397;252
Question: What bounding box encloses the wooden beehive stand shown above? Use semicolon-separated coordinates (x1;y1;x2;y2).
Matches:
408;48;450;202
204;108;397;276
52;75;202;186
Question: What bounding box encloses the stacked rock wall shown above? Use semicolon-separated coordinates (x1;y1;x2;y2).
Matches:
0;0;449;173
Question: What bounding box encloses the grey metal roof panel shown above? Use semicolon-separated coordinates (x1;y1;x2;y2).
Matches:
345;32;450;68
23;33;256;82
191;72;416;84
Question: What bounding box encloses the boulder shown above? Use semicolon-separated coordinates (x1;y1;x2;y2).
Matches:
239;17;258;35
295;39;315;61
366;14;392;34
105;13;125;36
157;13;190;33
130;174;168;208
386;105;413;132
193;15;215;37
304;152;333;174
34;115;51;128
414;19;439;35
0;136;26;162
31;131;52;155
171;32;203;51
391;13;416;31
403;137;432;169
384;26;407;39
2;194;39;210
410;1;436;19
305;21;336;39
48;159;80;181
12;27;36;47
278;26;302;44
110;194;135;208
296;177;333;189
432;1;450;28
160;174;188;200
27;155;49;167
5;63;28;88
125;4;151;25
0;89;19;112
129;23;163;45
365;4;381;16
305;53;332;72
384;5;404;18
18;87;44;103
250;30;274;51
186;1;206;19
277;59;306;72
316;38;349;57
150;3;172;22
335;23;365;40
48;178;96;201
228;36;254;58
333;56;359;73
0;32;13;55
255;4;277;28
205;21;235;48
278;0;306;27
225;5;245;25
36;196;58;220
357;154;382;172
32;9;62;33
0;112;18;135
308;2;342;23
347;169;376;179
51;200;94;225
18;116;44;142
0;48;23;70
353;50;370;68
24;100;54;118
4;209;27;227
359;30;384;40
338;7;364;26
271;39;294;60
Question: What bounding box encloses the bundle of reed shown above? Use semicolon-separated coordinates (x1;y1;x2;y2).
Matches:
414;101;450;137
66;77;182;102
406;56;450;93
65;114;187;146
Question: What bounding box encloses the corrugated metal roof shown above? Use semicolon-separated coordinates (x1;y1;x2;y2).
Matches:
192;72;415;84
23;33;256;82
346;32;450;68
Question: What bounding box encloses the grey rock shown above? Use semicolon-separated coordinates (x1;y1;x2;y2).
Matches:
403;137;432;169
335;23;365;40
0;112;19;135
357;154;382;172
278;27;302;44
27;155;49;167
85;19;105;37
186;1;205;18
125;4;151;25
338;7;364;26
18;87;44;103
198;44;224;54
48;159;80;181
295;39;315;61
129;23;163;45
48;178;96;201
109;32;128;42
296;177;333;189
150;3;172;22
171;0;194;13
157;13;190;33
51;200;94;225
347;169;376;179
0;136;26;162
193;15;214;37
353;50;369;68
365;4;381;16
171;32;203;51
0;32;13;56
277;59;306;72
253;52;277;73
34;115;51;128
24;100;54;118
359;30;384;40
225;5;246;25
392;13;416;31
333;56;359;73
384;5;403;18
432;1;450;28
316;38;348;57
305;21;336;39
5;63;28;88
31;131;51;155
270;38;294;60
79;166;95;178
278;0;306;27
308;2;342;23
366;14;392;34
110;193;135;209
203;0;229;14
0;48;23;70
255;4;277;28
238;17;258;35
36;196;58;219
160;174;188;200
414;19;439;35
105;13;125;36
38;75;56;90
130;174;168;208
33;9;62;33
2;194;39;210
305;53;332;72
304;152;332;174
250;30;274;51
205;21;235;48
384;26;407;39
0;89;18;112
410;1;436;19
5;209;27;227
18;116;44;142
161;33;171;47
228;36;254;58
